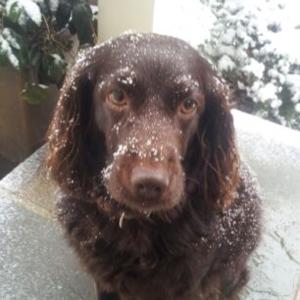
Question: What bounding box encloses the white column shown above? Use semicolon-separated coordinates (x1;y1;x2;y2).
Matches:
97;0;155;42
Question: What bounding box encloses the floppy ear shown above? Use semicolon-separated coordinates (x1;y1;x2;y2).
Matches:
185;67;239;211
47;55;106;197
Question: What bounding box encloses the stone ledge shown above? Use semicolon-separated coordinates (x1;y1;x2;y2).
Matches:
0;187;95;300
0;110;300;300
0;145;56;218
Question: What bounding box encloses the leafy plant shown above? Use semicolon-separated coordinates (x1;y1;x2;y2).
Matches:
200;0;300;130
0;0;96;103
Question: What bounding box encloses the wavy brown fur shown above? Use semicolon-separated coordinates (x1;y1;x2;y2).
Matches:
47;33;261;300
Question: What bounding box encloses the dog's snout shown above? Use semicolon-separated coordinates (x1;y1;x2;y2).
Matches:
131;166;169;200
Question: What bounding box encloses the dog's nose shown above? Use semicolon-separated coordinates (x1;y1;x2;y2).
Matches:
131;166;169;200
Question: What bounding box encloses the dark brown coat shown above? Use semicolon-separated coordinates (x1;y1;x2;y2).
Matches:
47;33;261;300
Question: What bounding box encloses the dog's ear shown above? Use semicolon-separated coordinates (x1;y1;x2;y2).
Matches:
185;64;239;211
47;53;106;197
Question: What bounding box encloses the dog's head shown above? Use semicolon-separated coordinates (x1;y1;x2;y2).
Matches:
47;33;239;217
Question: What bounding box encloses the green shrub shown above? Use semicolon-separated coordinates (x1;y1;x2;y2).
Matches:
0;0;96;103
200;0;300;130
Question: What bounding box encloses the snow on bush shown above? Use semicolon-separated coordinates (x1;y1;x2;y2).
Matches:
6;0;42;26
0;29;20;68
0;0;96;103
200;0;300;130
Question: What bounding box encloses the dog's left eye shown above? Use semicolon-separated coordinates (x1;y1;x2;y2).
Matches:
178;98;198;115
107;88;129;108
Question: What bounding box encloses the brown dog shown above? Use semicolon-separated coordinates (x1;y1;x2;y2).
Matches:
47;33;261;300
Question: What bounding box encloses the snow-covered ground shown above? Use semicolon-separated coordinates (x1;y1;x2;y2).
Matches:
233;110;300;299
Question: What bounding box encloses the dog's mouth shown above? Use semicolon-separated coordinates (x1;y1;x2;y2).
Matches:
99;139;185;225
95;193;147;228
96;193;186;228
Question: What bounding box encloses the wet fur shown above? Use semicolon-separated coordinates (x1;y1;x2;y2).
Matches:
47;33;261;300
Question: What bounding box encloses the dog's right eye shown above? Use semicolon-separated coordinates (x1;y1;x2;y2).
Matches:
107;88;129;108
178;98;198;116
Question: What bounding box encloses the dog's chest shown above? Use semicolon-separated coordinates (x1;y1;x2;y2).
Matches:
59;200;218;298
96;219;214;285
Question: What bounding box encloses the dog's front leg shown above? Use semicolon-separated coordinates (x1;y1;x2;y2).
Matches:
98;291;121;300
95;282;120;300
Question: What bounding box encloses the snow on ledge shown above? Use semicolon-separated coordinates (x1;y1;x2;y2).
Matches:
233;109;300;149
232;110;300;300
233;109;300;201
